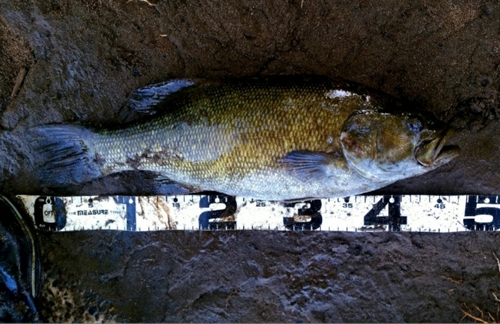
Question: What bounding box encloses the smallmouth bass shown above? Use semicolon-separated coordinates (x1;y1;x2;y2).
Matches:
32;76;460;200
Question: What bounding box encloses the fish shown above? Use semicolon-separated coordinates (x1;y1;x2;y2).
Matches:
30;76;460;200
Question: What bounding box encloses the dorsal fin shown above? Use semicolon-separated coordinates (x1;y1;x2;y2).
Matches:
128;79;196;115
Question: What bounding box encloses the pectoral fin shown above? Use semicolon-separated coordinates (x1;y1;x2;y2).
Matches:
278;151;341;182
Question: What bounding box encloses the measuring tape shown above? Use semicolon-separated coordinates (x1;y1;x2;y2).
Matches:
15;194;500;232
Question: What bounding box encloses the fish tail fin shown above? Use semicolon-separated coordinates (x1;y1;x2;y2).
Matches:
30;125;102;187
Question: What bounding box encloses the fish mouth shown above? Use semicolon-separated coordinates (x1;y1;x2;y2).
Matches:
415;128;460;167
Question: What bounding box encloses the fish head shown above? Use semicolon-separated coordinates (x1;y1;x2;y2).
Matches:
340;110;460;182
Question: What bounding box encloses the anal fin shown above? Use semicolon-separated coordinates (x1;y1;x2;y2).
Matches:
152;175;198;196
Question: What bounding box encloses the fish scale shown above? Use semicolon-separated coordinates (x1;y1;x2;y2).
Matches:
32;76;459;200
90;80;363;198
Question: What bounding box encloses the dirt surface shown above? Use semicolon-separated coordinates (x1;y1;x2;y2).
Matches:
1;0;500;322
35;230;500;323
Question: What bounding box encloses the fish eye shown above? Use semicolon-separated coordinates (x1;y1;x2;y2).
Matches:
407;117;423;133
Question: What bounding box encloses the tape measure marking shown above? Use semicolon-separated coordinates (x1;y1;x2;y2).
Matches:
16;194;500;232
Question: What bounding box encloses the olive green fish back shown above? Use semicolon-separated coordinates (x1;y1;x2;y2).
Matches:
94;79;375;188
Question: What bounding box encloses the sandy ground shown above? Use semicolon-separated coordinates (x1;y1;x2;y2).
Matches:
1;0;500;322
